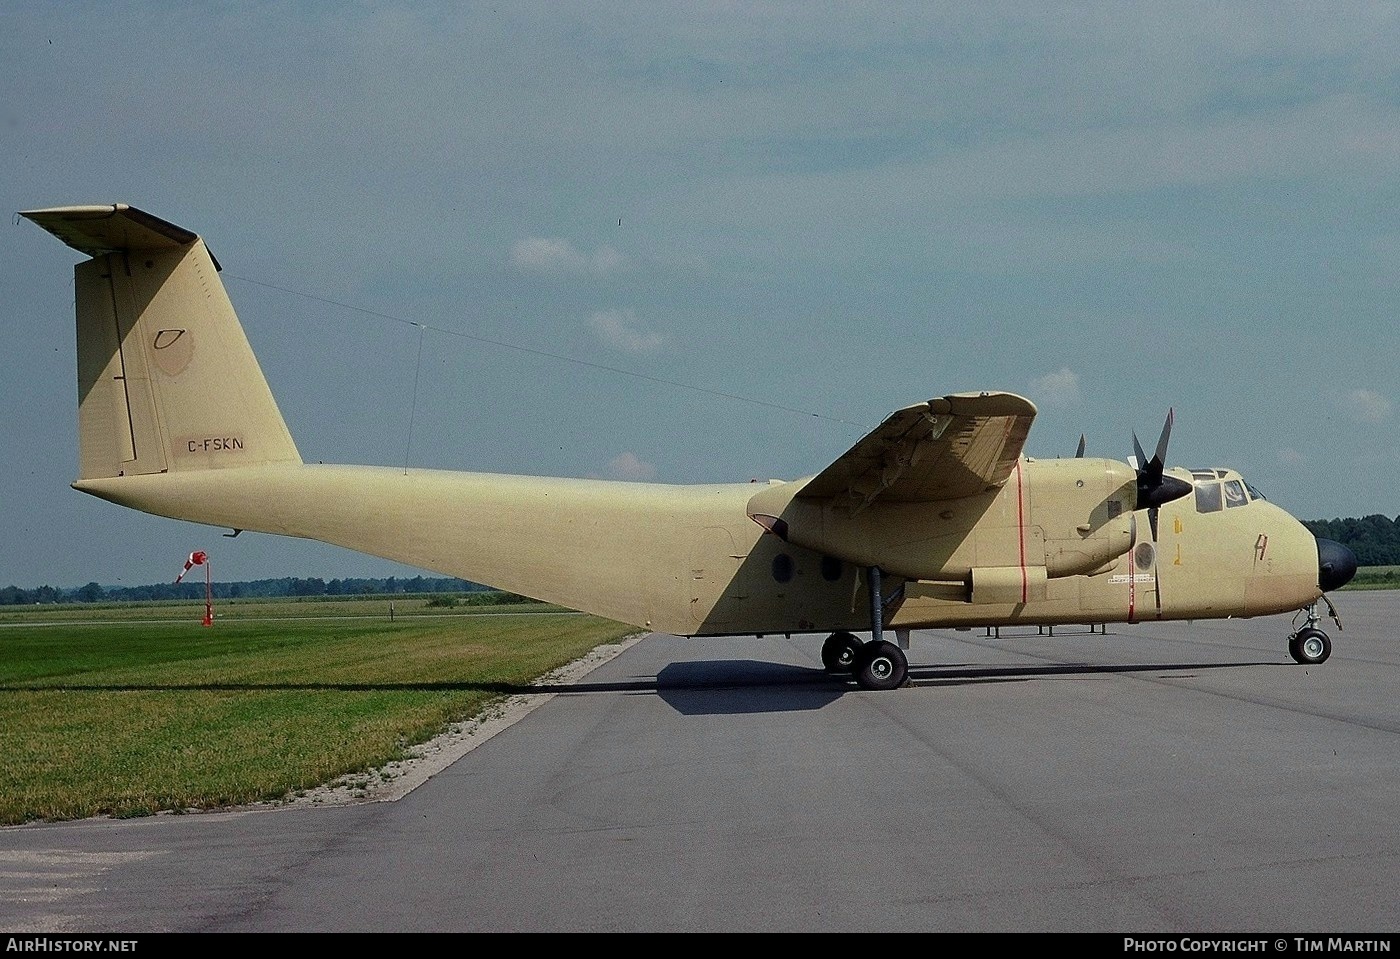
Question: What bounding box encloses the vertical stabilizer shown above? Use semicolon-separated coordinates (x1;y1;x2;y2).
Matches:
22;204;301;480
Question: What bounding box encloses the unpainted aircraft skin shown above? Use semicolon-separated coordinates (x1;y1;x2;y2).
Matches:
22;204;1358;690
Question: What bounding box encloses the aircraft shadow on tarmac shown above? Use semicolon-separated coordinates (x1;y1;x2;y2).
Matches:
556;657;1285;717
10;659;1283;721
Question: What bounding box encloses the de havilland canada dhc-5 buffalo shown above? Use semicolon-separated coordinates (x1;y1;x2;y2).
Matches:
22;204;1359;690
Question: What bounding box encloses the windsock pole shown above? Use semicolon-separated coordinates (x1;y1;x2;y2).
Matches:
175;551;214;626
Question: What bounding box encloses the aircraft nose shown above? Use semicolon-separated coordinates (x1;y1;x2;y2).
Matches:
1316;537;1358;592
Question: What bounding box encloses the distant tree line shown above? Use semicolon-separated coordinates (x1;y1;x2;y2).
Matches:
1301;515;1400;567
0;576;489;606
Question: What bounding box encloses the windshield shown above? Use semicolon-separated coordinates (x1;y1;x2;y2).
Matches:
1192;471;1263;514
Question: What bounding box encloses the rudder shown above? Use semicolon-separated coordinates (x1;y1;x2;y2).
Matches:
22;204;301;480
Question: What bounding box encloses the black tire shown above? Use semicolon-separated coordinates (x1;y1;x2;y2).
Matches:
853;639;908;691
1289;627;1332;665
821;631;863;673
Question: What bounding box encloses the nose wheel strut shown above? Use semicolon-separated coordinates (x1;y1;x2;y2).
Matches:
1288;598;1342;666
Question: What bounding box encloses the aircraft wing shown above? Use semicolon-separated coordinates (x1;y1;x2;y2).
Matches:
792;391;1037;510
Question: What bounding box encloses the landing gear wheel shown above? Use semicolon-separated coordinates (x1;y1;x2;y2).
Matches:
1289;627;1332;665
853;639;908;691
821;631;863;673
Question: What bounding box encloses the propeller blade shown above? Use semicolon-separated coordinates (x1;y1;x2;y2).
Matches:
1153;408;1174;466
1133;409;1192;511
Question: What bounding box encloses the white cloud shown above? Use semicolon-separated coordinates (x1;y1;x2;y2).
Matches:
1029;367;1081;407
589;245;626;274
606;451;657;481
510;237;626;276
586;309;665;354
1342;388;1392;423
511;237;585;273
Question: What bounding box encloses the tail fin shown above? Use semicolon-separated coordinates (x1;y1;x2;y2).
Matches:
22;204;301;480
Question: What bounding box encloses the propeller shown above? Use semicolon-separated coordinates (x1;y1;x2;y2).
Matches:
1131;408;1193;539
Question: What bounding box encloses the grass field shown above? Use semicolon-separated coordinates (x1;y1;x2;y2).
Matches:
1348;566;1399;589
0;594;636;826
0;591;556;623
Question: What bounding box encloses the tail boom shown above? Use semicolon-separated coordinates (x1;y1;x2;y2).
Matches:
73;465;757;635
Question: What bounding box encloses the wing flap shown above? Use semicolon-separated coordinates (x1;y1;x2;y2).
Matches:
795;391;1036;510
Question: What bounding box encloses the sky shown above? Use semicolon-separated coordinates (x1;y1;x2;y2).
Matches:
3;2;1397;590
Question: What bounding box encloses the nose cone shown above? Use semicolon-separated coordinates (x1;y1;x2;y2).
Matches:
1316;537;1358;592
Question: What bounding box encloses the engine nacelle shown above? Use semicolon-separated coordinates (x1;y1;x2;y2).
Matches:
747;456;1137;584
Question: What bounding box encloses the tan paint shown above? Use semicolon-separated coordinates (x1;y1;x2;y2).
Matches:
26;204;1328;648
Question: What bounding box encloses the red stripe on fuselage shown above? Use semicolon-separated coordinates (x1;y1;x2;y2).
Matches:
1015;460;1028;604
1127;516;1137;623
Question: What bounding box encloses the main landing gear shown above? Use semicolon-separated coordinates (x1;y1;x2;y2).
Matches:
822;631;909;691
820;631;862;672
1288;599;1341;665
820;566;910;692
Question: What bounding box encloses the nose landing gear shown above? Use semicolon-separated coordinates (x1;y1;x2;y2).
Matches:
1288;626;1331;664
1288;598;1342;665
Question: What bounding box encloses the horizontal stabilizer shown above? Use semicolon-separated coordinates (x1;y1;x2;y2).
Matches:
20;204;216;266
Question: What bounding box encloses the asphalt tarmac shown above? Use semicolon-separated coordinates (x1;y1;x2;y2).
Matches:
2;590;1397;934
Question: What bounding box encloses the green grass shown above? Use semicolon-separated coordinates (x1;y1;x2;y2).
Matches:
1347;566;1399;589
0;597;635;826
0;592;558;623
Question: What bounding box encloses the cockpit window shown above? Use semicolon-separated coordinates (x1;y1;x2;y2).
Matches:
1224;479;1247;507
1192;471;1264;513
1195;482;1223;513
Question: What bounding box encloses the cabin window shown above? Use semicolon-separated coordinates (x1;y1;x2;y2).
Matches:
1246;482;1266;501
1195;482;1223;513
1224;479;1248;508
